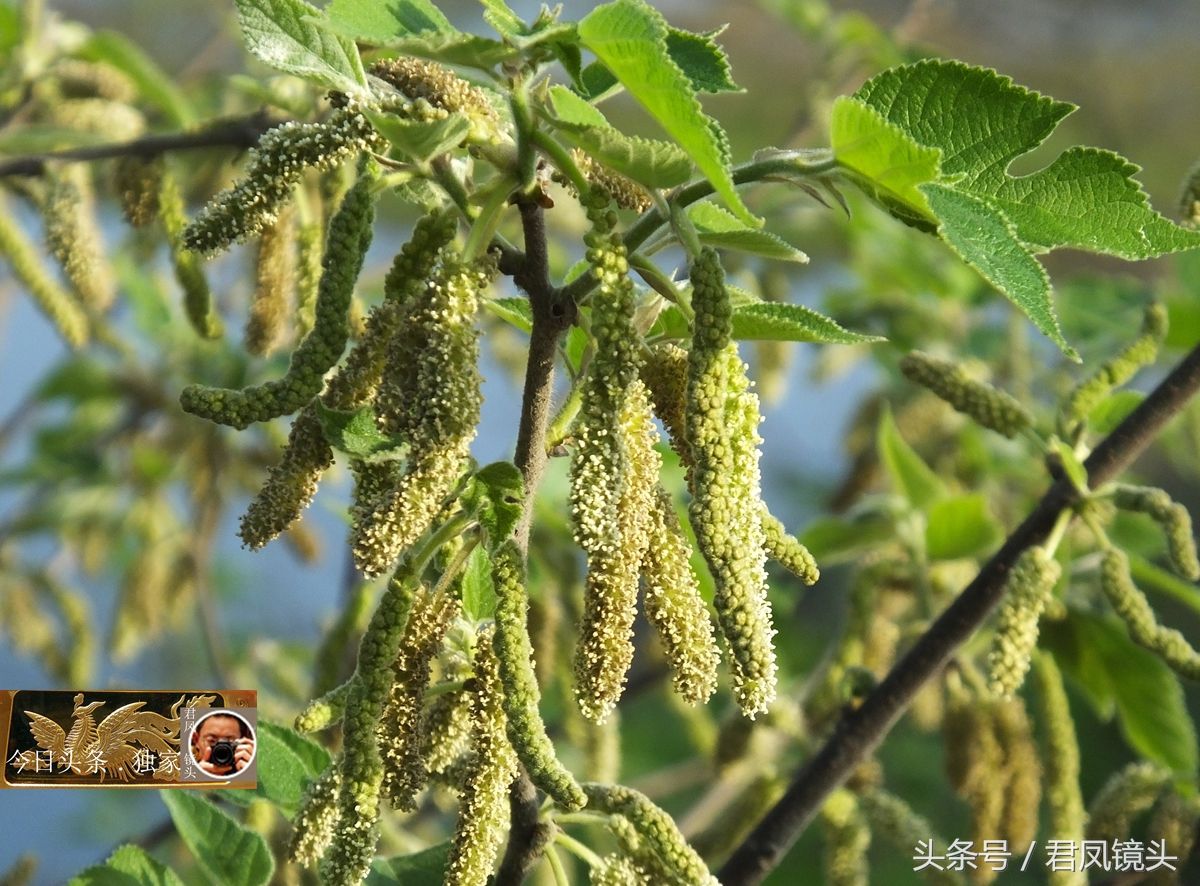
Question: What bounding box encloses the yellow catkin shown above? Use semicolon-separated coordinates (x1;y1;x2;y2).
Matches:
369;58;500;143
288;764;342;868
296;680;352;734
294;219;324;338
1031;654;1085;886
993;697;1041;852
1101;547;1200;679
943;691;1006;868
691;772;787;864
986;547;1061;698
1086;761;1170;843
245;207;296;357
820;789;870;886
444;627;518;886
572;150;653;212
51;59;137;103
0;192;89;347
112;155;164;228
899;351;1032;438
43;164;115;312
1146;793;1199;886
640;485;721;705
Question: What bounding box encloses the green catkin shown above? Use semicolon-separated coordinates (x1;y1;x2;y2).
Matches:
158;169;222;339
294;219;324;338
51;59;138;103
686;246;776;718
899;351;1032;438
0;192;89;347
641;484;721;705
993;698;1042;851
583;784;718;885
859;791;965;886
570;149;653;213
692;772;787;863
1086;761;1171;843
378;592;460;809
183;106;376;255
296;679;353;733
1147;794;1200;886
1100;547;1200;679
590;854;647;886
288;764;342;867
351;255;489;577
445;627;518;886
245;207;296;357
986;547;1061;698
43;165;115;312
1112;484;1200;581
820;789;870;886
181;164;378;429
239;409;334;549
369;57;500;143
322;572;417;886
1031;655;1086;886
943;692;1006;861
491;541;586;810
1061;303;1167;434
760;510;820;584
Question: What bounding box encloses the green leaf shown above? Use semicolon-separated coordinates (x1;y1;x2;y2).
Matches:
160;791;275;886
70;845;185;886
325;0;454;39
924;493;1000;560
578;0;754;224
578;61;620;100
254;722;331;815
1043;610;1198;774
35;359;120;403
313;402;407;460
876;405;945;510
78;32;195;126
830;96;941;229
366;842;452;885
687;202;808;262
548;86;692;189
480;0;526;37
1050;437;1089;493
1087;390;1145;435
730;303;883;344
366;111;470;163
234;0;366;94
800;512;894;562
462;461;525;542
921;182;1074;360
484;297;533;333
461;545;497;621
665;26;740;94
319;17;517;69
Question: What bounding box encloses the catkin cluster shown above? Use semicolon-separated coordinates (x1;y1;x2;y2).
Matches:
986;547;1061;697
899;351;1032;438
369;58;500;143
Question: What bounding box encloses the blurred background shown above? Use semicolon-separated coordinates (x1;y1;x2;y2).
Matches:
2;1;1199;883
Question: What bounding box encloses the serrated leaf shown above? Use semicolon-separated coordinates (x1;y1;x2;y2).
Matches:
830;96;941;229
922;182;1076;360
688;202;808;262
325;0;454;39
480;0;525;37
877;405;945;510
461;545;497;620
321;20;517;69
253;722;331;815
1043;610;1198;774
548;86;692;189
462;461;525;542
70;845;186;886
730;302;883;344
578;0;754;224
366;111;470;163
313;402;407;460
235;0;365;93
160;791;275;886
484;297;533;333
665;26;740;94
578;61;620;100
78;32;195;126
366;842;452;885
924;493;1000;560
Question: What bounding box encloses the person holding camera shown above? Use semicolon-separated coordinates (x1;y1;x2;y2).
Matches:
190;712;254;777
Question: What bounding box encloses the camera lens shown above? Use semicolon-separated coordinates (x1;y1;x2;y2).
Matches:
209;739;236;768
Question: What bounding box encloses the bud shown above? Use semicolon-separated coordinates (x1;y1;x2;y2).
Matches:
899;351;1032;438
986;547;1061;698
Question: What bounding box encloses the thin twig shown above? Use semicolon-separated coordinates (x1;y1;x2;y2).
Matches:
718;341;1200;885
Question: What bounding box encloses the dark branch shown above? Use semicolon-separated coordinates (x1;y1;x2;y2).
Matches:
718;341;1200;886
0;112;280;177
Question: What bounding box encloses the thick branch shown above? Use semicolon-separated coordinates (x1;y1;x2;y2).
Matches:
0;112;280;177
719;341;1200;886
496;198;577;886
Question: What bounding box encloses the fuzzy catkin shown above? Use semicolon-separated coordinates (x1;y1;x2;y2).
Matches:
43;165;115;312
112;155;163;228
1086;761;1170;843
993;697;1041;851
181;163;377;429
1100;547;1200;679
183;107;376;255
0;194;89;348
686;246;776;718
760;510;820;585
245;208;296;356
289;764;342;868
158;169;222;339
444;627;518;886
986;547;1061;697
369;58;500;143
1031;655;1085;886
296;679;352;734
899;351;1032;438
491;541;585;810
641;484;721;705
820;789;870;886
1112;484;1200;581
859;791;965;886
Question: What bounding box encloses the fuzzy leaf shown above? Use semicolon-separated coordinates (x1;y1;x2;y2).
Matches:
484;297;533;333
253;722;331;815
480;0;525;37
320;11;516;69
688;202;808;262
325;0;454;39
367;843;452;885
70;845;185;886
160;791;274;886
234;0;365;94
730;302;883;344
665;26;740;94
313;402;407;460
461;545;497;621
877;405;945;510
548;86;692;188
463;461;525;542
925;493;1001;560
366;111;470;163
578;0;754;224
